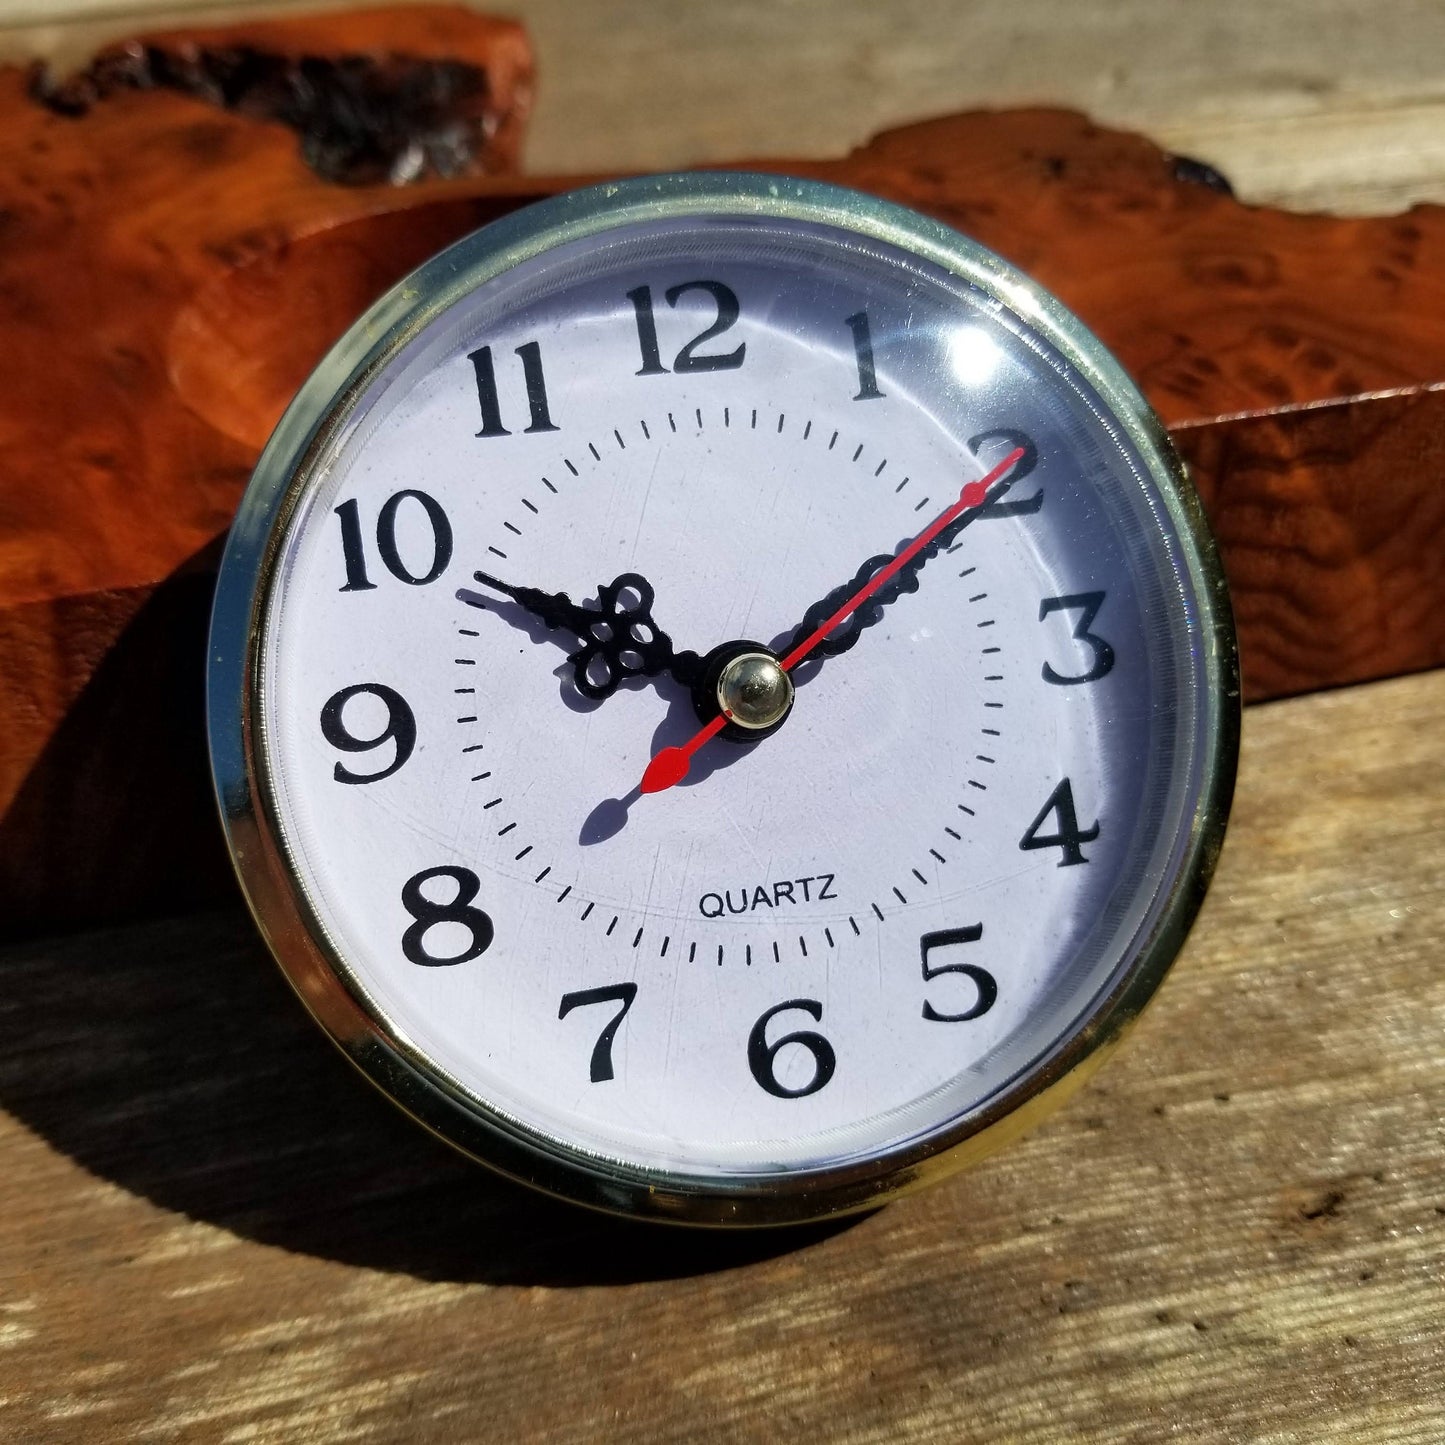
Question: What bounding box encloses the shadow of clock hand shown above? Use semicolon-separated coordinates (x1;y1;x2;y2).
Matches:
579;685;763;844
459;569;704;709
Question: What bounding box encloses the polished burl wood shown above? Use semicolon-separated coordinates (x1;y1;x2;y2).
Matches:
4;14;1445;941
0;669;1439;1439
0;21;1441;908
0;7;536;935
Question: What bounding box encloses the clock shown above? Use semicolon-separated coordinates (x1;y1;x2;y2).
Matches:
208;172;1238;1225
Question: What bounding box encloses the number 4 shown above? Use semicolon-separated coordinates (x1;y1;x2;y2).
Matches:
558;983;638;1083
1020;778;1100;867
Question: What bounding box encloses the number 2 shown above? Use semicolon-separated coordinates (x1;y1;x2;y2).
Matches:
969;428;1042;518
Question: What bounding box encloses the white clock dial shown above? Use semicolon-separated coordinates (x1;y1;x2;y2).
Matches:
212;176;1236;1222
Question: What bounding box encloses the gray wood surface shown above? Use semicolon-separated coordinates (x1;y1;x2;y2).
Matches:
6;0;1445;213
0;670;1440;1441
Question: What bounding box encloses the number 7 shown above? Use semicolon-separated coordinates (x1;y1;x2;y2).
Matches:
558;983;638;1082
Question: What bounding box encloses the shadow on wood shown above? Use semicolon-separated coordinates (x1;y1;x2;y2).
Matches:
0;906;856;1283
0;545;236;939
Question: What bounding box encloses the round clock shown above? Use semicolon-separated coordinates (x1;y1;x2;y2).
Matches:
208;172;1238;1225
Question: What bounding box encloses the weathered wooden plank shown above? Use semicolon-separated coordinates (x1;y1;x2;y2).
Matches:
8;0;1445;219
0;668;1439;1440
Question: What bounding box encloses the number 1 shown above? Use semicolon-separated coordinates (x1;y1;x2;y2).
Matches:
845;310;885;400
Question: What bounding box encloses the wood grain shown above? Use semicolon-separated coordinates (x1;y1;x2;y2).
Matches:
0;7;1439;1440
0;667;1439;1441
1174;386;1445;700
8;0;1445;219
0;4;532;612
3;30;1445;936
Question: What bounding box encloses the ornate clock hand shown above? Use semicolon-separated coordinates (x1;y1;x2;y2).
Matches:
640;447;1026;794
460;570;704;700
779;442;1030;663
777;446;1023;670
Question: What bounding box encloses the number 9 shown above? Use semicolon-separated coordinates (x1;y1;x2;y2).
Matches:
319;683;417;784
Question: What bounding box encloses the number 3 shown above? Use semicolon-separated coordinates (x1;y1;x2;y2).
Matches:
1040;592;1115;684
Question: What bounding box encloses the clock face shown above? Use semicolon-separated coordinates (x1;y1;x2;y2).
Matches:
213;176;1236;1221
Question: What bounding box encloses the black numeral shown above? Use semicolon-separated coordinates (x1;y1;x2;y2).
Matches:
844;310;885;399
335;489;452;591
626;280;745;374
625;285;668;375
400;866;494;966
468;340;559;437
558;983;638;1083
319;683;416;783
747;999;836;1099
919;924;997;1022
334;497;373;591
1040;592;1115;685
1020;779;1099;867
969;428;1042;517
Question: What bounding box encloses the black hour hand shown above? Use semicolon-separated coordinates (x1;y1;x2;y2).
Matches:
464;570;704;700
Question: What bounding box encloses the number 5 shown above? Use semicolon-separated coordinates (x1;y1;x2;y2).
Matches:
919;925;997;1022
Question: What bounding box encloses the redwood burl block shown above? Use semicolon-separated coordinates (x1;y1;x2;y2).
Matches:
1;17;1442;933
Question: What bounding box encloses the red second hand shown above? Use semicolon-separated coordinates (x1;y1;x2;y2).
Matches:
639;446;1026;795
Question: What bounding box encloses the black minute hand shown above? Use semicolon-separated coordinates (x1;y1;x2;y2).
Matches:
779;454;1023;664
460;570;704;700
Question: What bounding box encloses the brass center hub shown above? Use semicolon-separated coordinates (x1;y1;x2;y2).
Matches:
716;651;794;731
